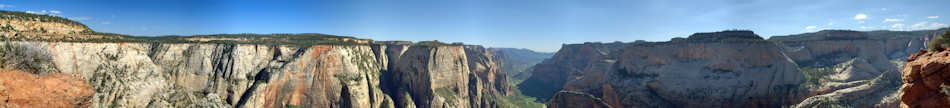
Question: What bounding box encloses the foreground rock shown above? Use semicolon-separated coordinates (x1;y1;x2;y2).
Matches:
899;50;950;108
0;69;94;107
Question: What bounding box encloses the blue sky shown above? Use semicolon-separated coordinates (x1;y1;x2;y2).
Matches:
0;0;948;52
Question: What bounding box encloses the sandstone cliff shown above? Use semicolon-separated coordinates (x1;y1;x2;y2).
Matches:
771;30;940;107
899;50;950;107
524;31;806;107
529;29;942;108
0;11;512;108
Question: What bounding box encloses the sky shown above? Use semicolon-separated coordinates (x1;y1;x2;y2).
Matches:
0;0;948;52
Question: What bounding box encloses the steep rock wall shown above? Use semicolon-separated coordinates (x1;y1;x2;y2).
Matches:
11;41;507;108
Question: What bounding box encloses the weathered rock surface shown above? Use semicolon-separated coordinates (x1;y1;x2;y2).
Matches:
899;50;950;108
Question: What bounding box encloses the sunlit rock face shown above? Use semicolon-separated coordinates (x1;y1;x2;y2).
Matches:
531;29;942;108
0;41;509;108
772;30;940;108
31;42;521;108
899;50;950;108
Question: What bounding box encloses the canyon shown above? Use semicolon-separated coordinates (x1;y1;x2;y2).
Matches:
1;10;949;108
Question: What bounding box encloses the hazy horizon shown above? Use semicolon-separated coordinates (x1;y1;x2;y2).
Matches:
1;0;947;52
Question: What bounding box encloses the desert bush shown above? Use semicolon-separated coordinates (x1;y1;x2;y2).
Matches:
0;42;59;74
929;28;950;51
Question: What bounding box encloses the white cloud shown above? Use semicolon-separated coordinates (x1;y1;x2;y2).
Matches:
827;22;834;25
855;13;868;20
48;10;61;14
0;4;12;8
805;26;817;29
891;23;904;28
101;21;111;24
929;16;940;19
858;21;865;24
884;18;903;22
69;17;90;21
910;21;948;30
24;11;38;14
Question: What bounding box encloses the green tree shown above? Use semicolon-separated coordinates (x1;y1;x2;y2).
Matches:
929;28;950;51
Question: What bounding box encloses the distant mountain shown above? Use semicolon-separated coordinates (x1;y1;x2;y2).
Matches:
489;48;554;83
524;29;946;107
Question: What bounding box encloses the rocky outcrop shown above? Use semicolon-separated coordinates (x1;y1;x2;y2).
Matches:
899;50;950;108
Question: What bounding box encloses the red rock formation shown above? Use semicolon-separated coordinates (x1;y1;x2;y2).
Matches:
0;69;94;107
900;50;950;108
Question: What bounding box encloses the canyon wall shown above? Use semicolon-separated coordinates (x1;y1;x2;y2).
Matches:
0;41;511;108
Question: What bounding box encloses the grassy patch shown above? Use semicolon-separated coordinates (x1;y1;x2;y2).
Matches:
798;66;837;89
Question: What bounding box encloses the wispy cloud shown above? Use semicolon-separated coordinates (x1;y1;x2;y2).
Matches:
910;21;948;30
0;4;13;8
48;10;61;14
883;18;903;22
805;26;817;30
891;23;904;28
928;16;940;19
854;13;868;20
102;21;111;25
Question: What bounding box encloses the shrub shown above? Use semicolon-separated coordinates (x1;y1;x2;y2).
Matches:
929;28;950;51
0;42;59;74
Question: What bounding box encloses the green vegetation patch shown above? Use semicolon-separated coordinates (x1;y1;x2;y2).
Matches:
0;41;59;74
929;28;950;50
434;88;458;105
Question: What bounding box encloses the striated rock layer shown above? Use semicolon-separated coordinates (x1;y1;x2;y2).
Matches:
900;50;950;108
0;41;511;108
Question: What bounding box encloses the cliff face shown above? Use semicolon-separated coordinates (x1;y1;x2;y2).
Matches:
524;31;806;107
518;42;628;100
771;30;939;107
0;41;510;108
899;50;950;108
530;30;941;107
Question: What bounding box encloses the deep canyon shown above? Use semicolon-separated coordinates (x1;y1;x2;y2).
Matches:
0;10;948;108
